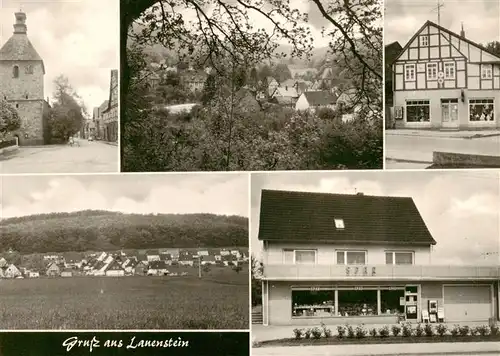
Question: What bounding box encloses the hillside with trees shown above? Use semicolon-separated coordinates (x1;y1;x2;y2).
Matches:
0;210;248;254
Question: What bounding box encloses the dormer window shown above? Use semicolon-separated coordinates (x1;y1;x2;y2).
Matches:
13;65;19;78
334;218;345;229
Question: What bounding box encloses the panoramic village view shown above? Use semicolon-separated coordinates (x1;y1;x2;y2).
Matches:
0;174;249;330
0;0;119;173
121;0;383;171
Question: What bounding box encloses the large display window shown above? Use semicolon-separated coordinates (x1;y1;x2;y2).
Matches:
338;290;377;316
292;290;334;317
380;289;405;314
291;286;406;319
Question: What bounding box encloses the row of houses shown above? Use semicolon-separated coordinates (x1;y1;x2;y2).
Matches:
0;248;248;279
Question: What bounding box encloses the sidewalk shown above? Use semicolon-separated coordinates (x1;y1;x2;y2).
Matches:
253;342;500;356
386;129;500;139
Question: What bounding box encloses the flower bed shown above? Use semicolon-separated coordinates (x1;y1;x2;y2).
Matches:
254;322;500;348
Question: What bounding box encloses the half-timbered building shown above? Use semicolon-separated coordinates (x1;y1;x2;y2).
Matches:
392;21;500;129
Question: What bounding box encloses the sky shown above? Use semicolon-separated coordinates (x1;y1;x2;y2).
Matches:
0;173;249;218
251;171;500;266
0;0;119;115
385;0;500;47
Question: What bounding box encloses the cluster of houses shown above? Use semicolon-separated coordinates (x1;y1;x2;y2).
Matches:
143;58;360;120
0;248;248;279
144;61;209;93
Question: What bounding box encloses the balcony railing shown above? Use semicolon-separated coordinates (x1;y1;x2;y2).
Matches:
263;264;500;280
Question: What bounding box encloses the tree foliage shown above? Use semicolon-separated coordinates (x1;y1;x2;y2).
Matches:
0;210;248;254
0;99;21;137
121;0;383;170
485;41;500;57
47;75;86;142
251;255;263;306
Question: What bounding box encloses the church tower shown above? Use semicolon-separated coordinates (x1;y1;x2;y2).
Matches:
0;11;48;145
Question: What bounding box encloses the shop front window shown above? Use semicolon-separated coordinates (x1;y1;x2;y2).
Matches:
469;99;494;122
338;290;377;317
380;289;405;315
406;100;430;122
292;290;334;317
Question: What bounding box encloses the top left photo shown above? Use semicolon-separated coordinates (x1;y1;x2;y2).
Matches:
0;0;119;174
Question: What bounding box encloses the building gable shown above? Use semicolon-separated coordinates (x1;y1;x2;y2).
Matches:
393;21;500;92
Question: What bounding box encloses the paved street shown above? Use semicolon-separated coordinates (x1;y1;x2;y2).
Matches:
253;342;500;356
385;134;500;167
0;139;119;174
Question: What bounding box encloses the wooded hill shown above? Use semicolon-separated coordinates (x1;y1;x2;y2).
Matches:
0;210;248;254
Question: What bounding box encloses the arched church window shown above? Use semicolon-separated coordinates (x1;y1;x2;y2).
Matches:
16;104;19;108
13;66;19;78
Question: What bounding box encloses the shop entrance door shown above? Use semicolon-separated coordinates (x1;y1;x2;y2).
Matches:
441;99;459;129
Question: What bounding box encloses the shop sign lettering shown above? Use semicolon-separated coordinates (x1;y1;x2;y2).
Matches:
345;266;376;276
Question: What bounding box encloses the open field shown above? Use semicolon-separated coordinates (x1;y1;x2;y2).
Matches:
0;267;249;329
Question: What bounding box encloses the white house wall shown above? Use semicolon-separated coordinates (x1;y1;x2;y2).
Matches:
295;94;310;111
265;242;432;265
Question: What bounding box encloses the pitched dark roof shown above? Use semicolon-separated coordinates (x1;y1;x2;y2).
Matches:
303;91;337;106
258;189;436;245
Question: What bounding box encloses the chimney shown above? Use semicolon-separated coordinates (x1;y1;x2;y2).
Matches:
13;11;27;34
460;22;465;38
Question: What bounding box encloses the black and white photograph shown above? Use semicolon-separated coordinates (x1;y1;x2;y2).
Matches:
384;0;500;169
0;332;249;356
120;0;383;172
0;0;119;173
0;173;249;330
251;170;500;355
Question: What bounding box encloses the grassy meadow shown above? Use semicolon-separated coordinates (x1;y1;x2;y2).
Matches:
0;267;249;329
